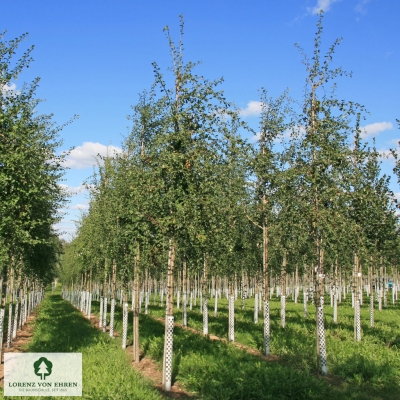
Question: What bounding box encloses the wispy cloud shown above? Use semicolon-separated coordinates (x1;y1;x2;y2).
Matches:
59;183;88;195
1;82;19;97
239;101;264;117
360;122;393;138
252;125;305;142
355;0;369;15
307;0;339;15
378;149;392;160
62;142;122;170
70;203;89;211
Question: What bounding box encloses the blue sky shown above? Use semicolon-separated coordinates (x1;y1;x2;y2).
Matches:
2;0;399;240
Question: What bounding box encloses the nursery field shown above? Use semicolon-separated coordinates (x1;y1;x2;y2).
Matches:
0;287;162;400
4;285;398;399
94;292;400;400
140;295;400;390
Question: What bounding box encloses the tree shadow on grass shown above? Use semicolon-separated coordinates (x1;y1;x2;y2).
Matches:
26;293;105;353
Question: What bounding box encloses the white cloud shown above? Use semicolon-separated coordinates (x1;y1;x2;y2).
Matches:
1;83;16;92
62;142;122;170
59;183;87;195
393;192;400;202
308;0;339;15
252;126;305;142
239;101;264;117
377;148;394;162
1;83;19;97
53;220;77;241
360;122;393;138
355;0;369;14
70;203;89;211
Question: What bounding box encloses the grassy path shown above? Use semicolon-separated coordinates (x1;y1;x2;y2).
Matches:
4;287;398;399
92;296;400;400
90;300;398;400
0;288;162;400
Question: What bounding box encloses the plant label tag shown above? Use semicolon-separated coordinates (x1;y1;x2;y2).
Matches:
4;353;82;397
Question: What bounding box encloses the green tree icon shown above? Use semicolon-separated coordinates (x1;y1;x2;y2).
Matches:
33;357;53;380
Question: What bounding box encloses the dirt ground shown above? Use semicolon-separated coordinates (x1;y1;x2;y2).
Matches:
0;311;37;388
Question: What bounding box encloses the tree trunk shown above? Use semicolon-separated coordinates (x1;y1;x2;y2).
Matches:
162;236;175;392
133;253;140;363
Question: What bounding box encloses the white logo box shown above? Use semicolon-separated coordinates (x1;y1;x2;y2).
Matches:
4;353;82;397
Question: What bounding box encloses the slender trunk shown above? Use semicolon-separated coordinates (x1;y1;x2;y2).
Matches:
280;249;287;328
109;261;116;338
162;236;175;392
228;278;235;342
263;217;270;355
202;254;208;335
133;253;140;363
354;254;361;341
182;258;187;328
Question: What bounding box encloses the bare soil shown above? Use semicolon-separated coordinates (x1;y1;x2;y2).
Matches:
0;311;37;387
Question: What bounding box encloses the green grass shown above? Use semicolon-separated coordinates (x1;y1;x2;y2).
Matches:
0;287;162;400
4;287;398;399
132;292;400;399
87;292;399;400
92;302;331;399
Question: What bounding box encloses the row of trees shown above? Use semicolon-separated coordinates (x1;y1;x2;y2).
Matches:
61;14;400;387
0;31;69;350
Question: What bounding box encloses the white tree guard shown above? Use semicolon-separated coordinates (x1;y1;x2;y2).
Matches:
87;292;92;319
369;293;374;327
317;306;328;375
7;303;13;348
254;293;258;324
103;297;108;332
20;297;25;327
122;302;128;349
228;295;234;342
355;300;361;341
177;291;180;309
109;298;115;337
99;297;104;328
12;300;18;339
203;297;208;335
264;300;270;355
145;291;149;314
214;293;218;317
81;290;85;312
138;291;142;311
333;292;338;323
24;294;27;324
0;307;4;362
280;295;286;328
164;315;174;391
183;293;187;327
0;307;4;347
